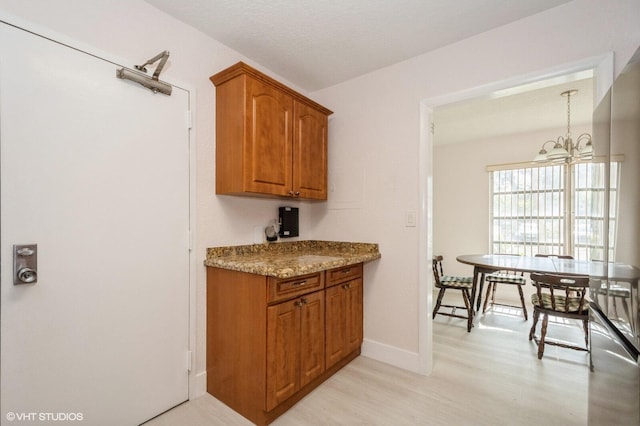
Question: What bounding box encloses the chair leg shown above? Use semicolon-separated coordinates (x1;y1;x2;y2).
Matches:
538;314;549;359
529;310;539;341
582;319;589;349
462;288;473;332
490;283;497;306
433;288;446;319
517;284;528;320
482;282;493;313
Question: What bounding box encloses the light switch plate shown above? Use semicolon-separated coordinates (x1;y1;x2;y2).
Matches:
405;210;417;227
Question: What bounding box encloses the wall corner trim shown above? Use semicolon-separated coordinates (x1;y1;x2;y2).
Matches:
361;339;428;375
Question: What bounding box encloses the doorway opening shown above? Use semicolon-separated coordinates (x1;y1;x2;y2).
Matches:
418;53;614;374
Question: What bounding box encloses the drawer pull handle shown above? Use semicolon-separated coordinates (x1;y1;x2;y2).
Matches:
341;269;351;274
292;280;307;287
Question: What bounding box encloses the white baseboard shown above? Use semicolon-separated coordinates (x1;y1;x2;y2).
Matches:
361;338;428;375
190;342;428;401
190;370;207;399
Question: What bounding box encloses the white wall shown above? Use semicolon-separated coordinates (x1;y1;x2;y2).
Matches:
308;0;640;366
1;0;639;395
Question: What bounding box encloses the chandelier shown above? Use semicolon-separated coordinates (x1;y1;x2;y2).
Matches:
533;89;593;163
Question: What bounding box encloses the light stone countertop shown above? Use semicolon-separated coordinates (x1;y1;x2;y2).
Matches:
204;240;381;278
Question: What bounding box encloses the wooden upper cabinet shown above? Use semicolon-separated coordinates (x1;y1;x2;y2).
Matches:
293;101;328;200
211;62;332;200
246;78;293;196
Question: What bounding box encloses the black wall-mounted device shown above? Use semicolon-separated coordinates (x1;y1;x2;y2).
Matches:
278;207;299;238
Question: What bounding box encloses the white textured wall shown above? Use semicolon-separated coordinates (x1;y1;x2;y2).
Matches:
1;0;639;393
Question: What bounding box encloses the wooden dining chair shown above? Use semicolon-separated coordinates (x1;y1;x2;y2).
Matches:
432;255;474;332
528;272;590;359
534;253;585;296
594;280;631;321
482;254;527;319
482;270;528;319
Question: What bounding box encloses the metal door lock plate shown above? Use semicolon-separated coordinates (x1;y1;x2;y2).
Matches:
13;244;37;285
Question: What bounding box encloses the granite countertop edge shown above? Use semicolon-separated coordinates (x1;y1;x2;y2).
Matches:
204;240;381;279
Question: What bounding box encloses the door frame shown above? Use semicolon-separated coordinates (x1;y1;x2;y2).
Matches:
0;12;199;399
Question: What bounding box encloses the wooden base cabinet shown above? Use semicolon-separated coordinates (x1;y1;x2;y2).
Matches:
206;264;364;425
266;290;324;410
325;266;363;369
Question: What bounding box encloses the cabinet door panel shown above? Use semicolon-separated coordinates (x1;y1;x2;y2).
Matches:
266;300;300;411
293;101;328;200
345;278;364;353
325;284;346;369
246;78;293;196
299;291;325;387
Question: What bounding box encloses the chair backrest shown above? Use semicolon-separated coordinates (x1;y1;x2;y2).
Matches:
534;254;574;259
432;255;444;286
530;273;589;312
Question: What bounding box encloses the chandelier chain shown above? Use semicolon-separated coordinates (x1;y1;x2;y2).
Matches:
566;90;571;137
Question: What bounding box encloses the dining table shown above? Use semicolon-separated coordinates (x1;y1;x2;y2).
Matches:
456;254;640;312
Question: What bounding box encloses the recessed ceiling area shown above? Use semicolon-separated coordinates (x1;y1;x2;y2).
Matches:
433;72;594;146
145;0;571;91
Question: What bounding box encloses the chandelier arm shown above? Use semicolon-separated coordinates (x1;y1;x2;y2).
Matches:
574;133;592;148
541;139;558;151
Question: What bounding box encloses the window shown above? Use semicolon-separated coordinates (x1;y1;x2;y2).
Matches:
490;162;619;261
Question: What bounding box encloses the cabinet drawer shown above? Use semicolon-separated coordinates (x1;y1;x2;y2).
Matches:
268;272;324;303
326;263;363;287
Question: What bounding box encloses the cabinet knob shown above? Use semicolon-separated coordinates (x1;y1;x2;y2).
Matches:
342;283;351;289
294;191;300;197
294;297;308;307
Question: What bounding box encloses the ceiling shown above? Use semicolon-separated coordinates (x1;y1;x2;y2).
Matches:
145;0;592;145
145;0;571;91
434;72;594;145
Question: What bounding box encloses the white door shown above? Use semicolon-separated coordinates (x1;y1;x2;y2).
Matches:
0;22;190;425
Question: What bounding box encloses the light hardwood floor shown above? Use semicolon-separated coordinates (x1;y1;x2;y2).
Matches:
146;297;588;425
